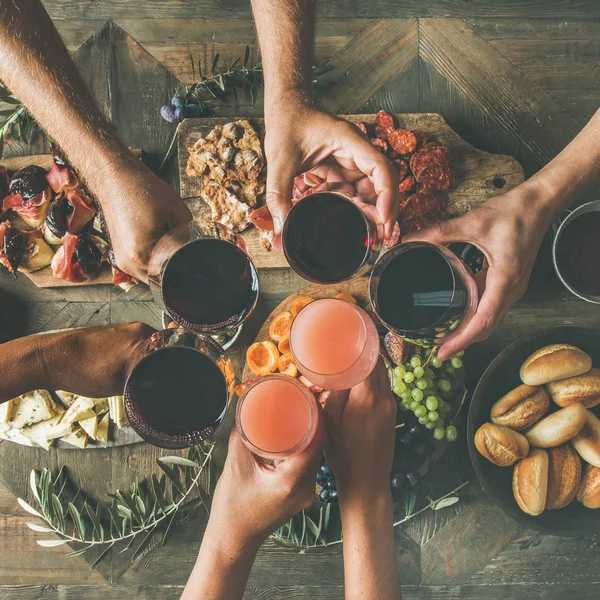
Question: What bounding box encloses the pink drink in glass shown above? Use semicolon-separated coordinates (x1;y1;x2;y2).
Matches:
236;374;319;460
289;298;380;390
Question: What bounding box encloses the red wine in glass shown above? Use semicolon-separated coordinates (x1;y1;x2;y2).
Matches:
124;330;234;448
161;238;259;333
283;192;377;284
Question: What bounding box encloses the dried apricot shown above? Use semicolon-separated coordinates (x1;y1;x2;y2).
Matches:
278;336;290;355
246;341;279;376
268;311;293;342
278;353;298;377
335;292;357;304
291;296;315;317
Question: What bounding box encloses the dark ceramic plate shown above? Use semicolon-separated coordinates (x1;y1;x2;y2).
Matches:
467;326;600;536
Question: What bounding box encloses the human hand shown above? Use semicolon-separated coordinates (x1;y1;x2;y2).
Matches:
264;100;400;238
89;160;192;282
206;423;324;552
403;185;551;360
324;358;396;500
40;322;156;398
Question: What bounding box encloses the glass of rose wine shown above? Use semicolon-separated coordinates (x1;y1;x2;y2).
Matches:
148;223;259;334
124;327;235;449
236;374;319;460
282;191;383;284
289;298;380;390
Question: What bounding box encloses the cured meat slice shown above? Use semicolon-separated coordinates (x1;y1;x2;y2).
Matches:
112;266;138;292
2;188;51;228
402;190;444;219
409;142;450;178
412;130;430;150
375;110;395;131
51;232;85;283
46;162;78;193
399;175;416;195
417;162;454;191
370;138;389;154
392;158;409;181
388;129;418;155
65;189;96;233
355;122;369;135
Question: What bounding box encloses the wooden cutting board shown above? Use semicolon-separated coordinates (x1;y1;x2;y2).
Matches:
178;113;525;270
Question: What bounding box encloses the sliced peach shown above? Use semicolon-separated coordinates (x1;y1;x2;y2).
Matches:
246;341;279;376
335;293;357;304
291;296;315;317
278;353;298;377
167;320;179;329
268;311;293;342
278;336;291;355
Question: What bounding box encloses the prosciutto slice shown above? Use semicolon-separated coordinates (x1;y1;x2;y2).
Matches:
2;188;51;228
46;162;78;194
51;232;85;283
65;189;96;233
111;266;138;292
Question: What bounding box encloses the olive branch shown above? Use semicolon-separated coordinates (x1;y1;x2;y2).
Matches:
17;442;215;569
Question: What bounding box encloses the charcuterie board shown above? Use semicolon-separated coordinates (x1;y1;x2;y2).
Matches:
178;113;525;270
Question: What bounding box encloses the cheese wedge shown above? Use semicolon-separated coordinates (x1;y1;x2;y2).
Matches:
20;415;70;449
78;415;98;439
61;427;89;449
0;427;34;446
96;413;109;443
0;400;14;434
62;397;96;425
55;391;77;408
93;398;109;416
108;396;128;428
9;390;60;429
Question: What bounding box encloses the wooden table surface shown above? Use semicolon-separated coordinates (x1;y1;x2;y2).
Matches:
2;3;600;599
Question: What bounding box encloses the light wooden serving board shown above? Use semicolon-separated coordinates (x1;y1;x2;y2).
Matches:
178;114;525;270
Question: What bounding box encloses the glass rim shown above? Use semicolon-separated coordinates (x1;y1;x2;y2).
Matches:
124;329;233;447
281;191;374;284
235;374;318;459
369;241;466;336
160;237;260;334
289;297;371;378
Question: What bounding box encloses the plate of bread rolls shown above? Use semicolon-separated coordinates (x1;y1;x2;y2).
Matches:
467;326;600;535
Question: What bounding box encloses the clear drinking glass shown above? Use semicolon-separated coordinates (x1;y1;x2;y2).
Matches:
289;298;380;390
369;241;478;348
148;223;259;335
236;374;319;460
124;327;235;449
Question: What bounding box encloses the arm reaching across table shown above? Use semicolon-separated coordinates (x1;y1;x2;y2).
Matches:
324;359;402;600
0;322;154;404
0;1;191;282
250;0;400;239
181;422;324;600
405;108;600;360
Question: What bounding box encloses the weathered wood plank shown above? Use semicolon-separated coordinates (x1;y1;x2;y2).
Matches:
419;19;583;167
467;18;600;40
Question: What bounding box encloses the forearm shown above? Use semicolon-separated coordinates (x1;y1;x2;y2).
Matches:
525;108;600;223
339;491;401;600
181;521;260;600
0;1;137;191
250;0;315;109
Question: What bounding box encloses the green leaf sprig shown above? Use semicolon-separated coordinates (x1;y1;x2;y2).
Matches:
0;83;39;158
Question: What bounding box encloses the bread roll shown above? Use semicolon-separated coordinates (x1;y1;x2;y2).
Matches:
520;344;591;386
577;463;600;509
474;422;529;467
547;368;600;408
490;385;549;430
513;448;549;516
571;410;600;468
524;403;587;448
546;444;582;509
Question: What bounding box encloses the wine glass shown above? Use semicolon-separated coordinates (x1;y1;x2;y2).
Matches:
124;327;235;449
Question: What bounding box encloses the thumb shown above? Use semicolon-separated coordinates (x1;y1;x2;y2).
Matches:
266;158;297;236
402;215;467;245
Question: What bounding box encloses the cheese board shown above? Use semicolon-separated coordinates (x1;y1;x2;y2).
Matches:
178;113;526;270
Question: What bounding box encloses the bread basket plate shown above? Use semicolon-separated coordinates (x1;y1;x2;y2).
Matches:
467;325;600;536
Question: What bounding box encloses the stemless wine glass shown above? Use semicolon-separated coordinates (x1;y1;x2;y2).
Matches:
236;374;319;460
148;223;259;335
289;298;380;390
282;191;383;284
369;241;478;348
124;327;235;449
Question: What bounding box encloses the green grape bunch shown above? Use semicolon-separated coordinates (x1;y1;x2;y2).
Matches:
391;349;465;442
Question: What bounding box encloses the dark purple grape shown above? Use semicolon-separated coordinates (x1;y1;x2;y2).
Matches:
46;195;73;239
320;463;333;478
319;488;330;503
160;105;176;123
326;477;336;491
3;228;27;272
329;490;338;502
171;95;184;108
9;165;48;200
75;235;102;273
391;474;408;495
186;103;201;117
406;470;420;488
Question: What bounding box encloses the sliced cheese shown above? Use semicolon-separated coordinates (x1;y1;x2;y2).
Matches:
20;415;69;449
93;398;109;416
0;400;14;434
0;428;34;446
108;396;128;429
62;397;96;425
61;427;89;449
9;390;59;429
78;415;98;440
96;413;109;443
55;390;77;408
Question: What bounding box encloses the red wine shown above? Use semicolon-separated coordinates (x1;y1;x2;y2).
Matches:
125;346;228;447
376;247;465;332
283;193;370;283
162;239;258;332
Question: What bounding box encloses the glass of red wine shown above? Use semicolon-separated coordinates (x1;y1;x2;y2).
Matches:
148;224;259;334
124;327;235;449
282;191;382;284
369;241;478;348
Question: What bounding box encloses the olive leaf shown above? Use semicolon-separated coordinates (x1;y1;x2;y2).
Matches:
433;496;459;510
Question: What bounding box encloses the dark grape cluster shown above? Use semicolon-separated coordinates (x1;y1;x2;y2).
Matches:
316;462;338;504
160;95;202;123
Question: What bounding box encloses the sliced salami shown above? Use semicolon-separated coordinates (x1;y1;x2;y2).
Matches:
375;125;391;141
412;130;430;150
370;137;389;154
410;142;450;178
375;110;395;131
399;175;416;195
388;129;418;155
392;158;409;181
403;190;443;219
355;121;369;135
417;162;454;191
